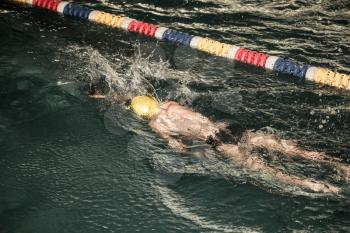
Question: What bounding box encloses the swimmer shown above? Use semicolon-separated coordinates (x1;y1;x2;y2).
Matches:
90;93;349;194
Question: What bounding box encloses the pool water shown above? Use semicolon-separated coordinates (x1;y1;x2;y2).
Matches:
1;0;350;232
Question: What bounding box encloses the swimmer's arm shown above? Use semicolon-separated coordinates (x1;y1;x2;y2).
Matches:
167;137;187;152
88;94;107;99
162;133;205;155
88;93;126;105
149;120;187;152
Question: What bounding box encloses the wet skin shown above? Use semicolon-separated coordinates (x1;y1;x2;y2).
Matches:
90;94;348;194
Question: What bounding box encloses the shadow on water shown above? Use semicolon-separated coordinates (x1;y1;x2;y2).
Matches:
1;0;350;232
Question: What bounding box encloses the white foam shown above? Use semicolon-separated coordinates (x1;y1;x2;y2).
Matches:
156;185;261;233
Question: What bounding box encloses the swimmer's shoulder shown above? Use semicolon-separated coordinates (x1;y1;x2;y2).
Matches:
159;101;180;110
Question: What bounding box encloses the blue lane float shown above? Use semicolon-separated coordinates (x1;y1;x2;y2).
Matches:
273;58;309;80
62;3;92;19
162;29;194;46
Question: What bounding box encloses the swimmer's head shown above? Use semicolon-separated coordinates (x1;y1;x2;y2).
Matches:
130;96;160;120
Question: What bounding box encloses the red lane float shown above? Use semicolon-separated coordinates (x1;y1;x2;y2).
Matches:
32;0;61;11
128;20;157;37
235;48;268;68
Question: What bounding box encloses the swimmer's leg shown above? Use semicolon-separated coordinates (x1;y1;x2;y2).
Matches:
246;132;339;161
218;144;340;193
246;132;350;181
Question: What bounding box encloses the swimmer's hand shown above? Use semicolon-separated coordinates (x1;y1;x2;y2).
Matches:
163;136;203;157
88;93;107;99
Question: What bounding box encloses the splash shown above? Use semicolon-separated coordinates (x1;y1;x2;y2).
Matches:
156;185;261;233
58;43;201;105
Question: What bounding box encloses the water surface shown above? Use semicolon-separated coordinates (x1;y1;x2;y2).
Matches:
1;1;350;232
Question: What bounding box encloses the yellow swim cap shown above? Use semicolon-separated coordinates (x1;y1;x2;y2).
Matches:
130;96;160;120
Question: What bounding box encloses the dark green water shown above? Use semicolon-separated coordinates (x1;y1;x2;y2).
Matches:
1;1;350;232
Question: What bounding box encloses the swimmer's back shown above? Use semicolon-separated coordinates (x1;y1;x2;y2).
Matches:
150;101;216;140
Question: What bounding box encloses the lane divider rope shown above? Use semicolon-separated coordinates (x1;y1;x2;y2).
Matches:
11;0;350;90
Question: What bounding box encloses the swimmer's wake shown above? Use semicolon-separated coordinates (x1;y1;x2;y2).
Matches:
61;46;349;196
